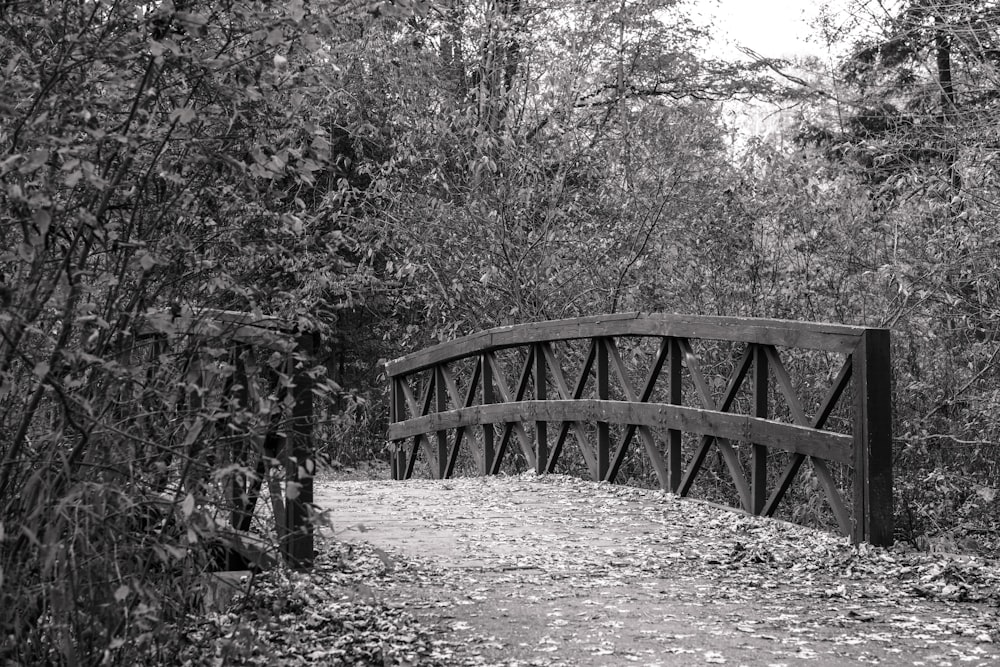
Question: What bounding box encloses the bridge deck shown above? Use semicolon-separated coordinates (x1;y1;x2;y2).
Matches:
315;474;999;666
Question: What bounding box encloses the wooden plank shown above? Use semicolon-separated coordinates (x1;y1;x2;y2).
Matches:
762;453;805;518
762;356;853;516
544;341;597;476
597;338;610;480
387;400;854;464
762;345;809;425
812;456;852;536
481;354;494;475
400;376;436;473
534;343;547;475
853;329;893;546
390;378;404;480
385;313;872;377
677;346;753;497
677;339;752;510
434;366;447;479
440;361;481;479
668;338;682;492
404;438;419;479
603;338;668;488
752;344;768;515
485;351;537;471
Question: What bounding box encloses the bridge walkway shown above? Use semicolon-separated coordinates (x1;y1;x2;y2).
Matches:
315;473;999;666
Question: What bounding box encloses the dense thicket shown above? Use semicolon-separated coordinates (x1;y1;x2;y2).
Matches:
2;0;998;662
0;1;383;662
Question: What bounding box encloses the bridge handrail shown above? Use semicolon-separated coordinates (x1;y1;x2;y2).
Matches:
386;312;870;376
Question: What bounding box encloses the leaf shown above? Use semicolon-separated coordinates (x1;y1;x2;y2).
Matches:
33;209;50;236
265;28;284;47
976;486;996;503
114;585;130;602
19;148;48;173
169;107;197;125
181;493;195;518
33;362;49;379
286;481;302;500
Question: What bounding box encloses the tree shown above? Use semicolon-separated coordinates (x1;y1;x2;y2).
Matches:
360;0;775;346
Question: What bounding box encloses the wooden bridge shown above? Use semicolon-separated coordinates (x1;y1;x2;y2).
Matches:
136;307;318;568
385;313;893;546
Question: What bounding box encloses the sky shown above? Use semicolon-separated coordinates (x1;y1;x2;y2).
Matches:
691;0;836;60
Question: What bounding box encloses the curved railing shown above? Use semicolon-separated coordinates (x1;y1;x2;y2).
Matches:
385;313;892;545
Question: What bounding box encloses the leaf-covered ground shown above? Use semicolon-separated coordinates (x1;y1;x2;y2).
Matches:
176;474;1000;665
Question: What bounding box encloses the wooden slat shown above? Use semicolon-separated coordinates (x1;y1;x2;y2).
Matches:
762;345;809;426
485;351;537;471
812;456;852;536
400;375;437;473
677;347;753;496
668;338;682;492
404;438;419;479
602;338;669;488
752;344;768;515
390;378;404;480
534;344;547;474
763;356;853;516
386;313;872;377
440;361;482;479
597;338;610;480
543;341;598;477
434;366;447;478
481;354;495;475
676;339;752;510
387;400;854;464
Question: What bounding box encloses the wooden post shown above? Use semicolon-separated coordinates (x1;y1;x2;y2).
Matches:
668;337;682;493
534;344;547;475
283;330;316;570
853;328;893;546
597;337;610;481
390;377;406;480
434;365;448;479
752;344;768;515
481;354;495;475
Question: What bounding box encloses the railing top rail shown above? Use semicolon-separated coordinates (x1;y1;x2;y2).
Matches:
386;312;882;377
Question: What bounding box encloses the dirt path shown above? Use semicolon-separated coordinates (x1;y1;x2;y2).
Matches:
314;474;1000;666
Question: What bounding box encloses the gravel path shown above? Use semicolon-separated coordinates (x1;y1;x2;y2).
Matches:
314;473;1000;666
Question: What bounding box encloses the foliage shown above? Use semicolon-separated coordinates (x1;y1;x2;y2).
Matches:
0;0;392;662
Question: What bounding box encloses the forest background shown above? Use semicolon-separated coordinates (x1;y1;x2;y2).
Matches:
1;0;999;663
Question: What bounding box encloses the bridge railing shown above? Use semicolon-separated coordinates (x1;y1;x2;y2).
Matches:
385;313;892;546
137;307;318;568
